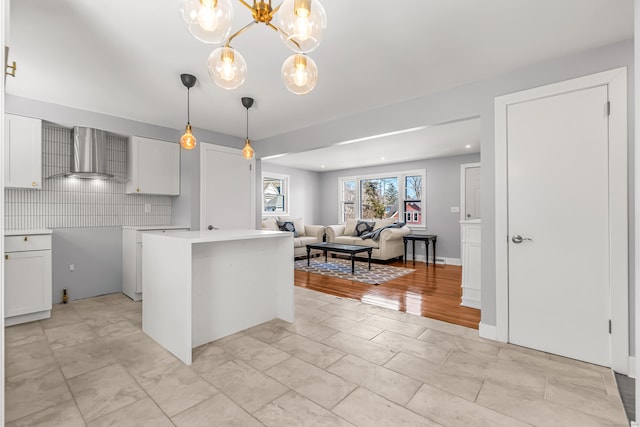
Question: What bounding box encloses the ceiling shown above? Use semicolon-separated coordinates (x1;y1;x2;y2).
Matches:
6;0;633;168
262;117;481;171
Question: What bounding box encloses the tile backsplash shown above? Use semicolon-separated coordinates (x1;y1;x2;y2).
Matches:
5;123;173;230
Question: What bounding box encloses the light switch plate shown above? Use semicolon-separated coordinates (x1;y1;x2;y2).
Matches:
144;204;151;213
450;206;460;213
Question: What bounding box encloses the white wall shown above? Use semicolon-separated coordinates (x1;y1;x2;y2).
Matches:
318;153;480;260
258;40;635;333
4;96;243;297
6;95;245;232
259;162;322;224
51;227;122;303
5;40;635;348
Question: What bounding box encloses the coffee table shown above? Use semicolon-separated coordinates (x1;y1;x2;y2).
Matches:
306;242;372;274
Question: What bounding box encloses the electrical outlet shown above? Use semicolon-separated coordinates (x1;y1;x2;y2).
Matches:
69;264;75;272
450;206;460;213
144;204;151;213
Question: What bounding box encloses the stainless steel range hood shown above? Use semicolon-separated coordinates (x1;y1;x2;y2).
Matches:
65;127;113;179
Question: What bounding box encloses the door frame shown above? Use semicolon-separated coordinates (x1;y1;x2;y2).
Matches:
460;162;481;222
494;67;628;373
199;142;256;231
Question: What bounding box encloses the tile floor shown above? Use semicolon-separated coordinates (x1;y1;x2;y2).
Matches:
4;288;629;426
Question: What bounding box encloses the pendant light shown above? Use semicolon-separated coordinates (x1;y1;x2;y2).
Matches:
181;0;327;94
277;0;327;53
178;0;234;44
281;53;318;95
180;73;197;150
241;97;255;160
207;46;247;90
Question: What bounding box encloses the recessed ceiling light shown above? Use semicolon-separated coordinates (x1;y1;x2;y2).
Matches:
335;126;427;146
380;157;385;161
321;165;325;168
465;144;471;149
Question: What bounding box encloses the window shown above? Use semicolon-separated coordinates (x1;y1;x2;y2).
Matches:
340;179;356;222
338;169;426;228
360;177;398;220
404;175;422;225
262;173;288;215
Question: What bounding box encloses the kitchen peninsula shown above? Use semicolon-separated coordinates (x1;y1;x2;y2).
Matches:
142;229;294;364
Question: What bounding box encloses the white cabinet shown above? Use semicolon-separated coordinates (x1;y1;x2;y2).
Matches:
122;226;189;301
4;230;52;325
126;136;180;195
4;114;42;189
460;220;481;309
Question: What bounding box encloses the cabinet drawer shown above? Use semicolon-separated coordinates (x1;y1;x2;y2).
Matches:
5;235;52;252
135;228;188;243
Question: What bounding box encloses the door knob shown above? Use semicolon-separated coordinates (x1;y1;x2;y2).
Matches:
512;235;532;244
208;225;219;231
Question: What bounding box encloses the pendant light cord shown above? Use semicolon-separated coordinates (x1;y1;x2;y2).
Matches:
246;106;249;139
187;88;191;125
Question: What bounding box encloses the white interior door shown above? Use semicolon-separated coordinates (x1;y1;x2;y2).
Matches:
200;143;255;231
507;85;610;366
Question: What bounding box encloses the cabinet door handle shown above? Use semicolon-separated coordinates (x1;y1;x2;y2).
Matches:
32;181;37;187
24;236;28;241
5;255;8;260
136;188;140;193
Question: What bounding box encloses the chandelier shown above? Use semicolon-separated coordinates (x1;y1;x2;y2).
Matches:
179;0;327;95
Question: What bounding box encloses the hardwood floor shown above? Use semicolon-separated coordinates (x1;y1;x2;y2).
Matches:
294;259;481;329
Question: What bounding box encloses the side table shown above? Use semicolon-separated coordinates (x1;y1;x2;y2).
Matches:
403;234;437;265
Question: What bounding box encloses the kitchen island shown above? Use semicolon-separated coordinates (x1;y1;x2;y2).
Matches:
142;229;294;364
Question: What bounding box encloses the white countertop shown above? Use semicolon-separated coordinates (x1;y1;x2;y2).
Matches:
122;225;190;231
5;229;53;236
143;229;290;244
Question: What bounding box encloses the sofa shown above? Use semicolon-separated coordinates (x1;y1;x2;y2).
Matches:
261;216;326;258
325;218;411;261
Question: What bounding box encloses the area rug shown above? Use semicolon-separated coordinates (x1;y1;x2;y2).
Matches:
294;258;415;285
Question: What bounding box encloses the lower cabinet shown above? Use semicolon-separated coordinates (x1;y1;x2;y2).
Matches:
122;226;189;301
5;231;53;326
460;220;481;309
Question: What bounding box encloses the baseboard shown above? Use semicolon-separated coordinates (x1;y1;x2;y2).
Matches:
412;255;462;266
461;298;481;309
629;356;636;378
5;309;51;326
479;322;497;340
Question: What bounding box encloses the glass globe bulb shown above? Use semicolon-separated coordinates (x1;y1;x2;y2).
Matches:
242;139;255;159
179;0;233;44
293;15;311;41
293;65;309;86
180;124;197;150
208;46;247;90
277;0;327;53
197;2;219;31
281;54;318;95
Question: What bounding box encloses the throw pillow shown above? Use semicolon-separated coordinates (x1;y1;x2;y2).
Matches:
261;217;279;231
343;218;358;236
277;216;306;236
278;221;298;237
352;220;374;237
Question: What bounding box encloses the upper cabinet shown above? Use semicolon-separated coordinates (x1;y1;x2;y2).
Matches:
4;114;42;189
126;136;180;195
